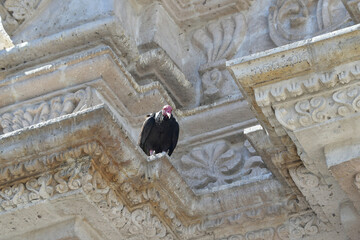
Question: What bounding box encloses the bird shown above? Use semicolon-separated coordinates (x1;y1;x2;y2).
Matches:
139;105;179;157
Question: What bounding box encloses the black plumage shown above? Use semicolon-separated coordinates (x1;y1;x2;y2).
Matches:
139;108;179;157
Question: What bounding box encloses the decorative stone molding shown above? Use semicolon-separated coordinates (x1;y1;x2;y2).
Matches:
287;212;333;239
220;211;333;240
289;164;348;229
193;14;246;70
192;13;246;103
269;0;351;46
0;144;174;239
274;82;360;131
0;161;89;211
227;24;360;238
0;100;294;239
255;60;360;107
0;141;100;185
178;139;271;191
131;48;194;107
83;169;175;240
0;87;95;134
3;1;358;238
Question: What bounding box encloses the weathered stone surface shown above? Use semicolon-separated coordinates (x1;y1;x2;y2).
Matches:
1;0;359;239
229;15;360;239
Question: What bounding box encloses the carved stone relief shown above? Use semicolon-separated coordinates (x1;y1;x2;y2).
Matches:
269;0;351;46
0;0;44;35
274;82;360;131
288;165;348;229
0;87;95;134
155;0;252;25
178;139;271;192
192;13;246;104
221;212;332;240
0;161;89;211
255;60;360;108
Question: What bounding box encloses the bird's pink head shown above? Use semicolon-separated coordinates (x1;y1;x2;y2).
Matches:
162;105;173;118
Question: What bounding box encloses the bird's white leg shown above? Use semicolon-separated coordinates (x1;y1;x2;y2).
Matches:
150;150;155;155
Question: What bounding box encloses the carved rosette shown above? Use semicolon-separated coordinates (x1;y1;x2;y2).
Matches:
178;140;271;191
0;0;43;35
192;13;246;104
269;0;351;46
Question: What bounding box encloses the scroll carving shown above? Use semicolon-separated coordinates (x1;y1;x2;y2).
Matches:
0;87;92;134
0;141;102;184
269;0;351;46
222;212;331;240
288;212;332;239
83;168;174;240
0;162;89;211
275;83;360;130
0;144;174;239
289;165;320;190
255;62;360;107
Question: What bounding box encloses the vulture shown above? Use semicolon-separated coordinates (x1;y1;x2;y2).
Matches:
139;105;179;156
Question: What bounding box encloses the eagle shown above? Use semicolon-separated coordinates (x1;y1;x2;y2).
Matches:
139;105;179;156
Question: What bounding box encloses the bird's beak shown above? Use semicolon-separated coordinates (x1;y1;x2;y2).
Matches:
167;112;171;118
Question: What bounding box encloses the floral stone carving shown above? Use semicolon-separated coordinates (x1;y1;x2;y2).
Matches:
287;212;332;239
0;87;93;134
179;140;271;191
269;0;351;46
192;13;246;104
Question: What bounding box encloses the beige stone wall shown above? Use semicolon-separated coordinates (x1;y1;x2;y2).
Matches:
0;0;359;239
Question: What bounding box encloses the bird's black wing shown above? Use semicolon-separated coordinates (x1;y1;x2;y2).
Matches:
168;119;179;156
139;114;155;149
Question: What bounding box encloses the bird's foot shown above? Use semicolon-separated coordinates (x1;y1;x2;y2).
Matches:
150;150;155;156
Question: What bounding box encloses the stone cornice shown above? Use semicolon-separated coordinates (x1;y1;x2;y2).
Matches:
0;45;256;147
227;23;360;89
0;17;195;106
0;104;295;239
228;23;360;237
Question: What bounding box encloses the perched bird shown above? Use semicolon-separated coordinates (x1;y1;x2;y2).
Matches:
139;105;179;156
